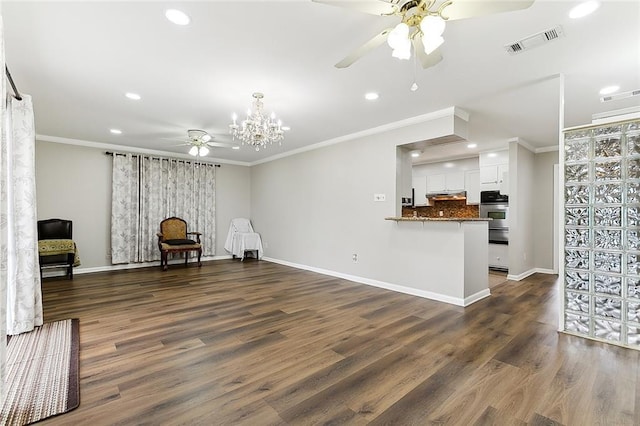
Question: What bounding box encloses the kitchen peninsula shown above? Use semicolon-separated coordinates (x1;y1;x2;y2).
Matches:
384;216;491;306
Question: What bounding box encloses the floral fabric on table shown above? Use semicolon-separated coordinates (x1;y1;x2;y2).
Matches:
38;239;81;266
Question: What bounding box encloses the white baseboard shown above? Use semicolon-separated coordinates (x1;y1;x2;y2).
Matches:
535;267;557;275
464;289;491;306
507;267;557;281
263;257;480;307
44;255;233;277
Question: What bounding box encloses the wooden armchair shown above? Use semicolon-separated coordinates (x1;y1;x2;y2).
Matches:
157;217;202;271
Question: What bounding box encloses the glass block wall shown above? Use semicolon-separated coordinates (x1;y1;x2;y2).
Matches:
563;119;640;348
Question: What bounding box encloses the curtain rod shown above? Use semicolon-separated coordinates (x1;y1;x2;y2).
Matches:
5;65;22;101
105;151;221;167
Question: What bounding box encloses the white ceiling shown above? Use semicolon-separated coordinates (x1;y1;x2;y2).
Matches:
3;0;639;165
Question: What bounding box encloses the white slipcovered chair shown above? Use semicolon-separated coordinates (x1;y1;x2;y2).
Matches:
224;218;264;260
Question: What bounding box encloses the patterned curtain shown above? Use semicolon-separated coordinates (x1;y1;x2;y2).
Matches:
1;94;43;336
111;155;216;263
111;154;140;264
0;15;7;399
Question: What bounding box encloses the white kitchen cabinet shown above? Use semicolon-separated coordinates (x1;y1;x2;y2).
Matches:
426;174;445;193
426;172;465;193
480;163;509;192
488;243;509;270
465;170;480;205
480;166;498;185
445;171;465;191
412;176;428;206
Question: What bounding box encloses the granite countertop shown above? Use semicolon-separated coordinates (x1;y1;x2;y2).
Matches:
385;217;492;222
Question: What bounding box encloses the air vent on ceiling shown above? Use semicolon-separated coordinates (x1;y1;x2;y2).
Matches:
600;89;640;102
505;25;565;55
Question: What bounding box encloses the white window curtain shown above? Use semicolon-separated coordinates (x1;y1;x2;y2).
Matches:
0;14;7;400
111;154;216;264
1;94;42;336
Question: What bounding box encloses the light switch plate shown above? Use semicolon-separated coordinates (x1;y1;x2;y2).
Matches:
374;193;386;202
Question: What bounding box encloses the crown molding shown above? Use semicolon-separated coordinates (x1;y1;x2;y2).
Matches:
251;106;468;166
36;134;252;167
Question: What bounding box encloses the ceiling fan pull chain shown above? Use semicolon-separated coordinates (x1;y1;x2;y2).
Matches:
411;49;419;92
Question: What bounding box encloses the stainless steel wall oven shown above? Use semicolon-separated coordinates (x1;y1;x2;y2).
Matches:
480;191;509;244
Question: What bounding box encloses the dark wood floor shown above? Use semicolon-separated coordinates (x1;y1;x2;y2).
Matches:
39;259;638;425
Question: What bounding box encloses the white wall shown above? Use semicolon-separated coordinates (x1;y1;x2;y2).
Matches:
249;113;480;301
508;141;536;278
533;150;559;271
35;140;251;270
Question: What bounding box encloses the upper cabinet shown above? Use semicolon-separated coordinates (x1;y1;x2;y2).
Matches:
426;171;465;193
465;170;480;205
413;157;480;204
479;150;509;194
426;174;445;193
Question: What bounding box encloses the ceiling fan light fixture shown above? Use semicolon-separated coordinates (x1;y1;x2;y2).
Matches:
198;146;209;156
392;46;411;60
420;15;446;36
189;146;199;156
387;23;410;49
422;35;444;55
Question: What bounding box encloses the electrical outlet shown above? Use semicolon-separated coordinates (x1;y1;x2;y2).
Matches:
263;241;269;249
439;211;444;217
352;253;358;263
374;194;386;202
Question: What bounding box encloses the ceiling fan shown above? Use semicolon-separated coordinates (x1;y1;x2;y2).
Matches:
313;0;535;69
179;129;239;157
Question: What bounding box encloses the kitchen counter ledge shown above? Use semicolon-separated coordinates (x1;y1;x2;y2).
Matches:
385;217;491;222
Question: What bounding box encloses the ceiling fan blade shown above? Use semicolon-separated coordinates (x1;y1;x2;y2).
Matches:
440;0;535;21
335;28;393;68
312;0;399;16
206;141;239;148
412;37;443;69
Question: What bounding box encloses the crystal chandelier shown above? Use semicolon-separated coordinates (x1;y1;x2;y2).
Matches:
229;92;287;151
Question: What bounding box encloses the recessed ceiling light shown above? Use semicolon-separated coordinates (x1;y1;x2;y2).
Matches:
365;92;379;101
411;152;420;158
569;1;599;19
125;92;141;100
232;146;240;150
165;9;190;25
599;85;620;95
467;143;477;149
110;129;122;135
282;126;291;131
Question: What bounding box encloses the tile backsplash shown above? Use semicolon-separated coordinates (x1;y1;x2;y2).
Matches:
402;200;479;218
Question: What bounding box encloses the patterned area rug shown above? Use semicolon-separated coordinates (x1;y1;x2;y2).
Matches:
1;319;80;425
